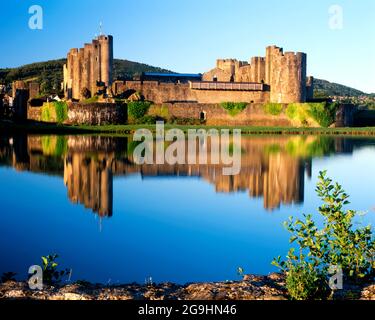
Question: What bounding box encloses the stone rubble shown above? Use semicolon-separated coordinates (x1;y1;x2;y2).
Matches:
0;273;373;301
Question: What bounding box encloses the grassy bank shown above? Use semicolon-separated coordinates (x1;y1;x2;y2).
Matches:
2;120;375;136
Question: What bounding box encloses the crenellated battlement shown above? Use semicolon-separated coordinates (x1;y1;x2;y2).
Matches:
63;35;113;100
64;37;313;106
203;45;311;103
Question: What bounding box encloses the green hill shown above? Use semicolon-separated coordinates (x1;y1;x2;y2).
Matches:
0;59;370;98
314;79;366;98
0;59;172;94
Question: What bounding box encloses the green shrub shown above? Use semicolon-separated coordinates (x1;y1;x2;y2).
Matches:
220;102;248;117
286;103;338;128
54;101;68;124
286;104;298;119
273;171;375;300
135;115;160;124
263;103;283;116
41;103;52;122
128;101;152;120
40;254;70;285
285;262;329;300
40;101;68;124
286;103;311;125
307;102;338;128
159;105;170;119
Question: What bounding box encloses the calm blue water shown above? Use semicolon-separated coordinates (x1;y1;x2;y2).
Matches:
0;134;374;285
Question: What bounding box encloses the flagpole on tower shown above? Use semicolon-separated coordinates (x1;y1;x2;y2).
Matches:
99;21;103;36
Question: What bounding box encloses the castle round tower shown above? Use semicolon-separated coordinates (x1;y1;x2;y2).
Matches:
63;35;114;100
98;35;113;88
266;46;307;103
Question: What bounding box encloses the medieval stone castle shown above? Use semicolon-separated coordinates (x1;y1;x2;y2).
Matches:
62;35;314;105
63;35;113;100
202;46;314;103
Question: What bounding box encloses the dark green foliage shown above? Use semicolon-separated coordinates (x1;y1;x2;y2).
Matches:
41;103;52;122
220;102;248;117
1;272;17;283
41;254;69;285
273;171;374;300
313;172;374;278
54;101;68;124
135;115;160;124
286;102;338;128
41;102;68;124
113;60;172;80
308;102;338;128
285;104;298;119
314;79;365;97
0;59;66;96
0;59;172;96
128;101;151;120
263;103;283;116
313;90;330;99
284;263;329;300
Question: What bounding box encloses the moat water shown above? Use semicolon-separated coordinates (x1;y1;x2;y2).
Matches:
0;134;374;284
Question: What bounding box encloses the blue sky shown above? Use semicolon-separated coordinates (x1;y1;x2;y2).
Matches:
1;0;375;93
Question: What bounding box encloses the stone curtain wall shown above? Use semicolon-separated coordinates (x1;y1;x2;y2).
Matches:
123;81;193;103
195;90;269;104
114;81;270;104
27;106;41;121
201;45;308;104
28;101;296;126
66;103;125;125
149;103;293;126
335;104;356;127
12;81;40;99
27;102;126;125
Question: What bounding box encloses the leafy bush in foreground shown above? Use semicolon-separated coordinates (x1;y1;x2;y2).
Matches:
41;254;70;285
273;171;374;300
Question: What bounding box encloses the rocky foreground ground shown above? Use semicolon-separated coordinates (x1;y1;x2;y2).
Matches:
0;274;374;300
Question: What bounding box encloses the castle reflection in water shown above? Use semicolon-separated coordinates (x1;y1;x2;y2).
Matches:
0;134;364;217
